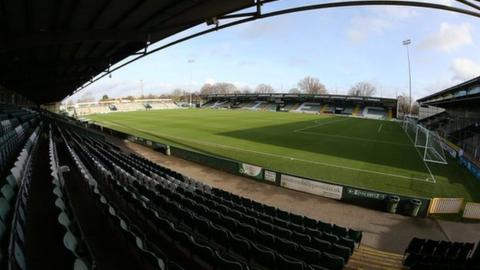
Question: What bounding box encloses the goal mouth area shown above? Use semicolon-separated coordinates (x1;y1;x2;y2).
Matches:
403;118;448;165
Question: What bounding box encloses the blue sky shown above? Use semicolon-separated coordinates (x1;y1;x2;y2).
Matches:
68;0;480;102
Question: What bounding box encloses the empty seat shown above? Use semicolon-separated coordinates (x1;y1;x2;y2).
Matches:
276;253;304;270
251;243;275;269
319;252;344;270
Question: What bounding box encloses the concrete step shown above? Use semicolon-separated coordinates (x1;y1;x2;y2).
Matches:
345;245;407;270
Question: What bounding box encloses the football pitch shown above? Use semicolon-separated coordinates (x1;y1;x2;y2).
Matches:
87;109;480;201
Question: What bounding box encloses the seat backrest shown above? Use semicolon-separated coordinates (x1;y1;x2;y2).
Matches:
0;197;11;221
276;253;304;270
63;231;79;254
321;252;345;270
312;237;332;252
252;243;275;269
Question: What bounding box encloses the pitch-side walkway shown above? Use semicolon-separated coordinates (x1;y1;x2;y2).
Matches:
110;137;480;254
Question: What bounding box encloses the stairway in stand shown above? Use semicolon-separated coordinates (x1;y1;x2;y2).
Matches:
345;245;408;270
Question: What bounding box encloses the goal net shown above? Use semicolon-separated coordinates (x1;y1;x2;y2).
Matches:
403;118;448;164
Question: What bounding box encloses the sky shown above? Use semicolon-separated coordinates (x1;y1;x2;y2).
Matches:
67;0;480;102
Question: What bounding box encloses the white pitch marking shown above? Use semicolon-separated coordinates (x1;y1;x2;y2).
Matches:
99;119;432;183
378;124;383;133
293;117;350;133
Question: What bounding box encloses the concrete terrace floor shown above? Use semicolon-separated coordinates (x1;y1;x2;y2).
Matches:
111;137;480;254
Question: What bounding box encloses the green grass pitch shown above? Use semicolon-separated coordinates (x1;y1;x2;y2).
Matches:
87;109;480;201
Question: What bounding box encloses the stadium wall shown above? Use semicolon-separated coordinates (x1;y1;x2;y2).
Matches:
90;123;432;217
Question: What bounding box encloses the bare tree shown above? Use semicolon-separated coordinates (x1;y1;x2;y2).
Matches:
397;94;413;117
410;102;419;116
348;82;377;97
288;88;301;94
297;76;327;94
255;84;275;94
212;82;237;94
170;88;185;101
199;83;214;95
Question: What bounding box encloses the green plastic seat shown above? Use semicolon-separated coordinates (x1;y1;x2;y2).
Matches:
63;231;78;254
0;198;11;221
53;186;63;198
55;197;66;211
6;175;17;189
14;241;26;270
58;212;71;228
74;258;89;270
1;184;16;203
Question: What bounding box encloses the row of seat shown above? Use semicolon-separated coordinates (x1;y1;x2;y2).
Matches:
56;118;363;270
0;116;37;175
49;127;92;270
69;127;306;270
97;138;350;268
87;132;362;251
404;237;480;269
0;123;41;269
61;126;179;270
96;140;362;248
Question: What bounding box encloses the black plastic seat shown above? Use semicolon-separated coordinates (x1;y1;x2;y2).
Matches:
318;221;332;233
229;233;251;259
251;243;275;269
238;222;255;240
320;252;345;270
257;213;273;224
216;251;244;270
276;209;290;221
422;240;439;256
331;243;351;262
256;229;275;249
273;217;288;228
311;237;332;252
303;216;317;229
338;237;355;253
292;231;311;246
257;220;274;233
276;237;298;256
264;205;276;217
274;225;292;239
320;232;339;243
276;253;304;270
405;238;425;256
332;224;348;238
290;213;303;225
211;224;229;249
298;244;321;265
192;239;216;270
347;228;363;244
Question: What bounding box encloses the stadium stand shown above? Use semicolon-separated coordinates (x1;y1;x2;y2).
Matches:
0;103;369;269
70;100;179;117
403;237;480;270
418;76;480;163
201;94;397;119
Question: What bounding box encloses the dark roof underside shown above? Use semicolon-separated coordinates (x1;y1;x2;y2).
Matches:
0;0;255;104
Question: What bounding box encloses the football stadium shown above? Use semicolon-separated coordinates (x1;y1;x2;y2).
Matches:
1;1;480;270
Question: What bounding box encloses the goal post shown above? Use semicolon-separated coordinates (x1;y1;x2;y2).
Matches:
403;118;448;165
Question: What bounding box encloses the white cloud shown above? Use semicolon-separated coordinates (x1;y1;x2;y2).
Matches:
420;22;473;52
347;17;392;44
450;58;480;81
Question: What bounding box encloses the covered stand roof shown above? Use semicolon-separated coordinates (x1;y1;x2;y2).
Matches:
417;76;480;106
0;0;255;103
